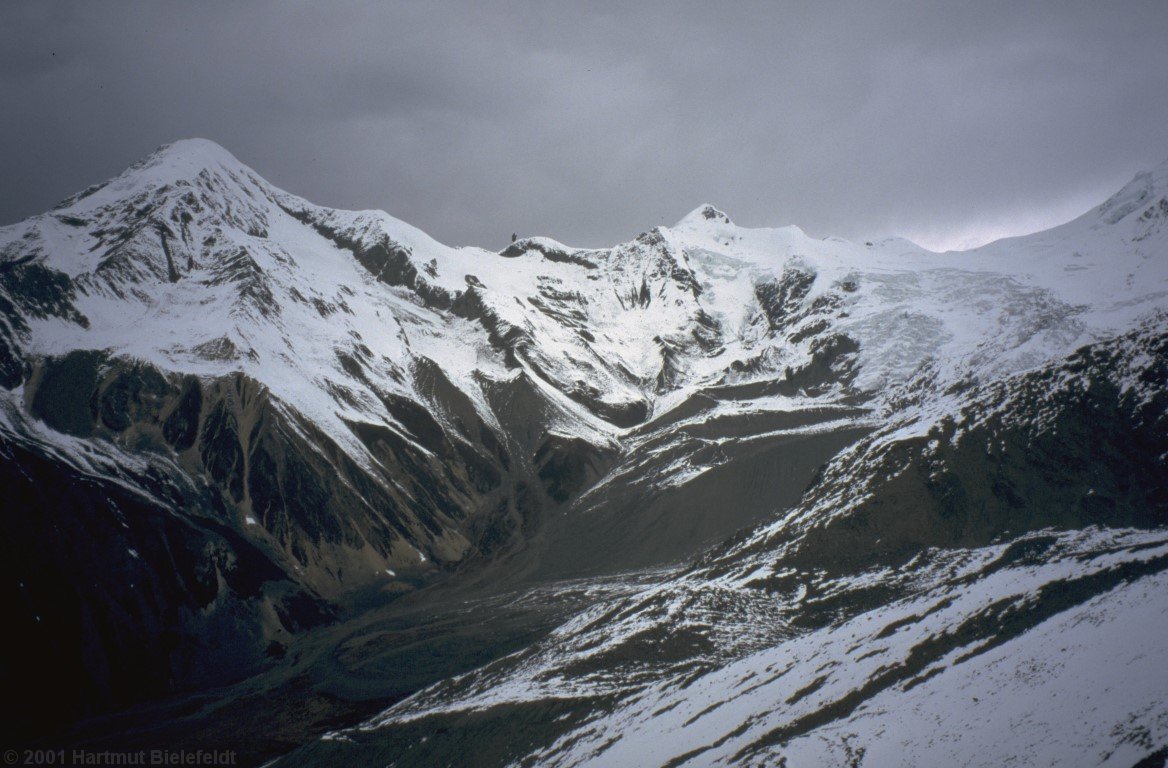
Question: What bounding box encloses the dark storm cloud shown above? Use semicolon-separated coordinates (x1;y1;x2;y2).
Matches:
3;0;1168;250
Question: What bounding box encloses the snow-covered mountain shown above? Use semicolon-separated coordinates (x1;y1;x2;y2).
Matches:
2;139;1166;764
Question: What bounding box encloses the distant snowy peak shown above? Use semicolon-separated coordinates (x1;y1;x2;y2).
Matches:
53;138;259;215
1092;158;1168;227
114;137;249;181
675;204;733;227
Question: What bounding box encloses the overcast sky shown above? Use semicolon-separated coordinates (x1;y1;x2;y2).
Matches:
3;1;1168;251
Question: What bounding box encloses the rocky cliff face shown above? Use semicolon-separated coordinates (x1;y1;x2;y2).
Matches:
2;141;1167;764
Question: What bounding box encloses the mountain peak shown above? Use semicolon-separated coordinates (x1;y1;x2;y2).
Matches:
675;204;733;228
52;138;259;216
146;137;241;165
1093;157;1168;226
129;137;250;182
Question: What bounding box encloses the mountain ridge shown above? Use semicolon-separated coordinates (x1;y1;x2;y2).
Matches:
2;139;1167;764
